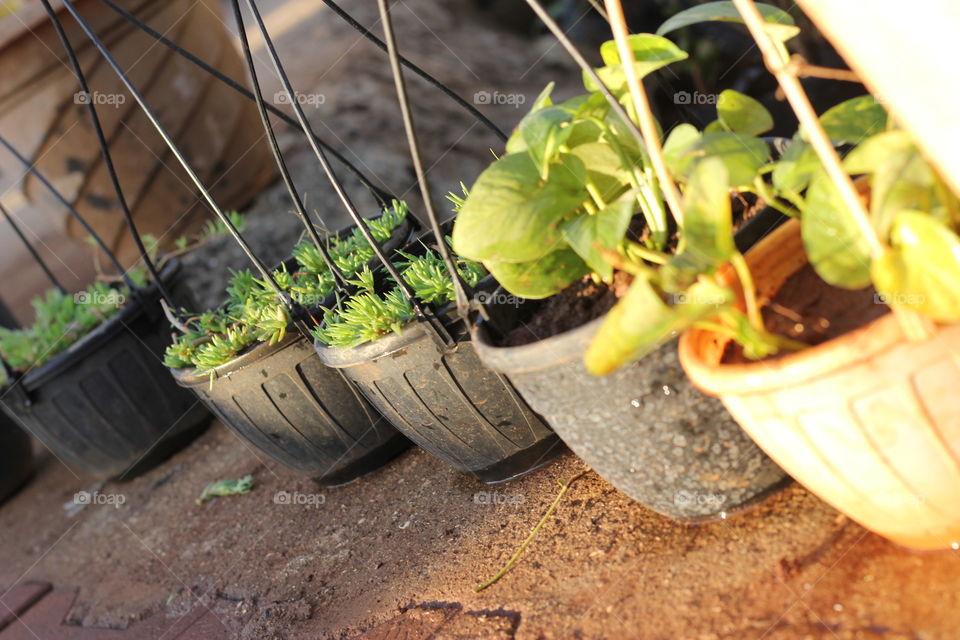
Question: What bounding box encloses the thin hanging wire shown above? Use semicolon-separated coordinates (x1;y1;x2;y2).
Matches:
230;0;350;292
0;134;138;292
96;0;392;210
523;0;648;154
319;0;507;143
0;202;65;294
238;0;454;346
39;0;175;306
58;0;302;327
374;0;471;319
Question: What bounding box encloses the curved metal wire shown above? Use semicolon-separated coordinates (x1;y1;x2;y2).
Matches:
0;202;65;294
230;0;350;291
237;0;454;346
58;0;302;326
39;0;175;307
97;0;392;210
374;0;472;320
0;134;138;292
319;0;507;143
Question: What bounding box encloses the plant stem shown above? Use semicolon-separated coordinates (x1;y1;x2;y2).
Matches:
604;0;684;227
729;253;763;332
475;471;588;592
730;0;881;258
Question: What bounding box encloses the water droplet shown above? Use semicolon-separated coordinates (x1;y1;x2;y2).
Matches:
662;385;675;396
833;603;844;612
720;511;727;520
952;541;959;550
630;398;643;408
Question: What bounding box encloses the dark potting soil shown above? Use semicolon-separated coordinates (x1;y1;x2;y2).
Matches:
502;270;632;347
723;263;890;364
500;193;767;348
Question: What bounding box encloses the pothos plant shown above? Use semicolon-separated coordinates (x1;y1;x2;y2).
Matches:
587;1;960;373
312;242;486;349
163;201;412;378
0;214;246;377
451;16;794;371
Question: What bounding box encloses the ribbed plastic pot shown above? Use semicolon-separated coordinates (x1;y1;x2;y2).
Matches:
470;208;791;519
315;315;565;483
0;262;211;480
0;416;33;503
170;217;416;486
680;219;960;550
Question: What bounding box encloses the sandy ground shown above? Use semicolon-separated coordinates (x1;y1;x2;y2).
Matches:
2;1;959;638
2;427;959;639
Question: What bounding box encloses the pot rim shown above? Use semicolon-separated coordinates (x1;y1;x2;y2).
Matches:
19;259;180;391
169;214;417;384
678;218;923;395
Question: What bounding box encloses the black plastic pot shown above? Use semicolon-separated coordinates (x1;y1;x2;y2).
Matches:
0;262;211;480
0;416;33;503
170;217;417;486
471;208;791;519
314;276;566;484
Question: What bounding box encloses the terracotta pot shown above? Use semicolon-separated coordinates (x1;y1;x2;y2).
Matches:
679;219;960;550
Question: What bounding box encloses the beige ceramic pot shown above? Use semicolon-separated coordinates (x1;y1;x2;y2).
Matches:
679;219;960;550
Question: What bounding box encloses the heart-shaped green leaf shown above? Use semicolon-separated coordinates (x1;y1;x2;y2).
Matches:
561;191;636;279
452;152;588;263
505;82;557;155
772;137;819;195
871;210;960;321
814;95;888;146
671;132;770;188
485;249;591;299
584;273;733;375
801;172;873;289
680;157;736;265
520;106;575;179
656;1;799;43
716;89;773;136
584;34;688;93
663;123;701;175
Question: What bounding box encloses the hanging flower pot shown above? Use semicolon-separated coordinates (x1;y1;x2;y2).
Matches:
0;416;33;503
471;206;791;518
680;218;960;549
0;261;210;479
313;233;565;484
168;209;417;486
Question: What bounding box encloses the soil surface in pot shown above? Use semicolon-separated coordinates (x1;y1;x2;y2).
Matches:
723;263;890;364
502;194;766;347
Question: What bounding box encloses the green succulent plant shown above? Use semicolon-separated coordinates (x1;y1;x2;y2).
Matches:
164;201;410;378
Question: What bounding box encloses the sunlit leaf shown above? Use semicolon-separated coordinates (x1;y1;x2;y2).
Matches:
671;131;770;188
584;273;733;375
485;249;590;299
871;210;960;322
656;1;799;43
561;191;635;279
801;172;873;288
584;34;688;93
452;153;588;263
813;95;888;146
716;89;773;136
